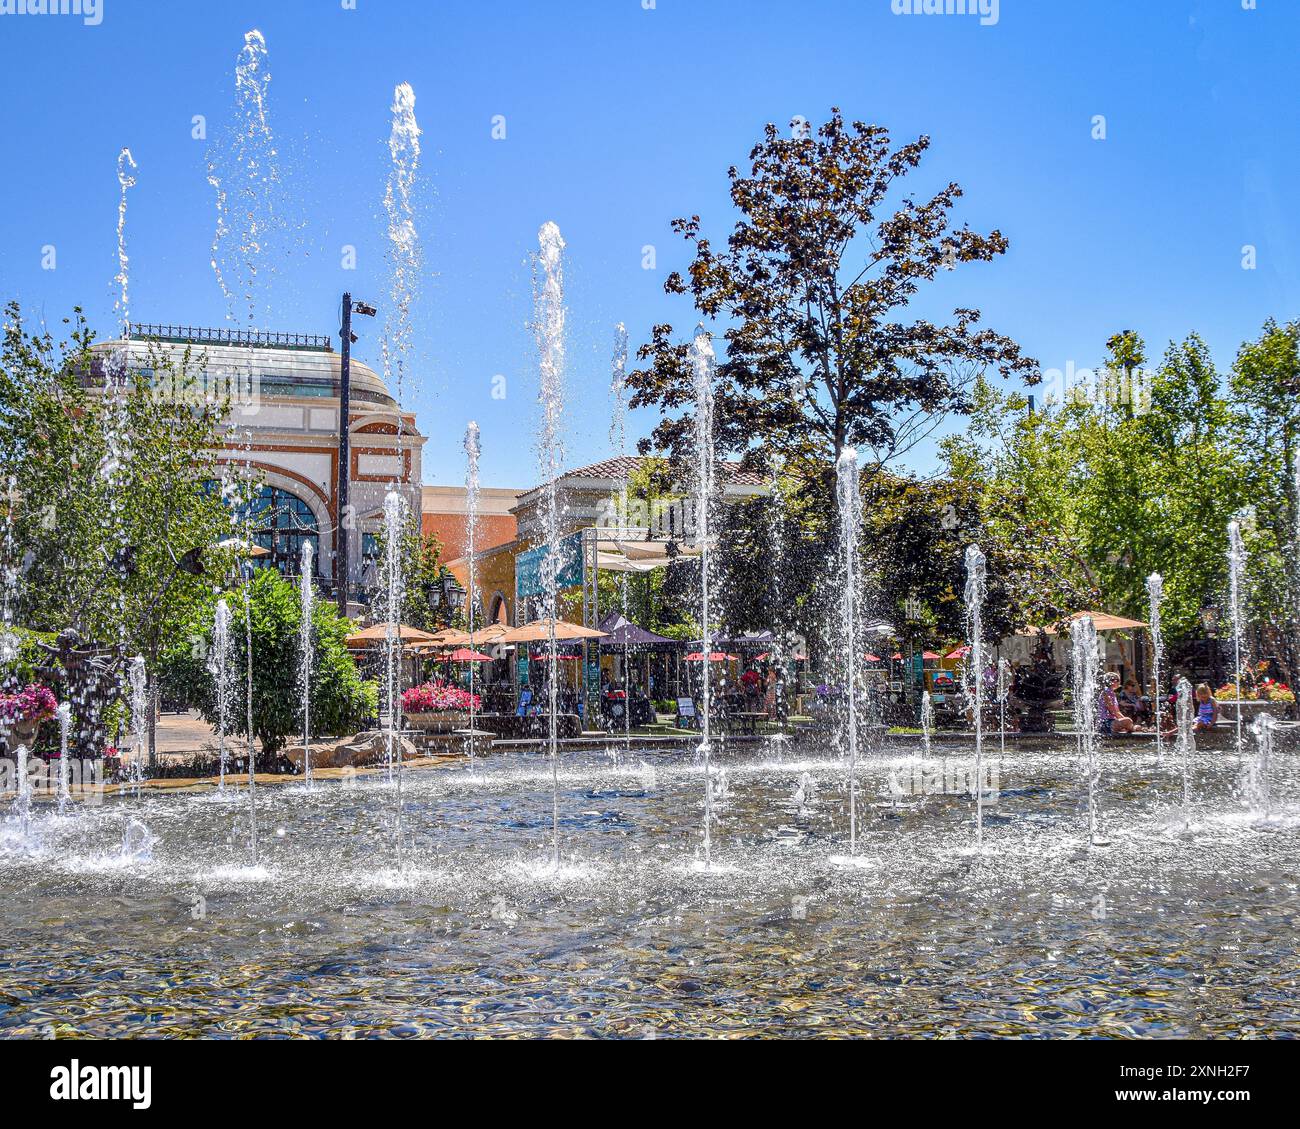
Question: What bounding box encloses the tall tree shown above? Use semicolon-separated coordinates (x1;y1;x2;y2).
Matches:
627;108;1039;501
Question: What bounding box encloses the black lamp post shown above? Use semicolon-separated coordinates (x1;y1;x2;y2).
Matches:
336;293;376;618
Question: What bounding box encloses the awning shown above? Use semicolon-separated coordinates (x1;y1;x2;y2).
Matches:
346;623;440;648
1017;611;1148;635
498;618;608;643
597;611;678;647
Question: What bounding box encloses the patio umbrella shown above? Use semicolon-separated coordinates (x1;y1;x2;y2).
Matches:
946;645;971;659
864;653;883;663
214;535;271;558
498;618;607;643
345;623;440;648
447;648;493;662
685;652;739;662
1017;611;1148;635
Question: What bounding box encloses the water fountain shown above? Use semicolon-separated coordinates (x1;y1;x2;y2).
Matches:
381;490;407;859
1071;615;1104;846
127;656;147;796
463;421;481;772
1175;675;1194;831
298;542;314;787
689;324;717;868
835;448;864;859
1247;713;1275;821
920;690;933;758
963;544;987;845
996;656;1011;759
608;324;632;758
1226;519;1247;764
56;703;71;817
211;599;233;792
241;575;259;868
533;221;567;867
1146;572;1164;757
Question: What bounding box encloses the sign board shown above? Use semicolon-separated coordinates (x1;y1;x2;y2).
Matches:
516;689;532;717
515;532;584;600
677;696;696;718
516;654;530;689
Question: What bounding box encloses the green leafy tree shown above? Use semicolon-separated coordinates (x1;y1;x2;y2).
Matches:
160;569;377;759
627;108;1039;506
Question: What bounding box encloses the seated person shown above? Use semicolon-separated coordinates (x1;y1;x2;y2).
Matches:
1097;672;1136;735
1193;682;1220;731
1118;678;1147;722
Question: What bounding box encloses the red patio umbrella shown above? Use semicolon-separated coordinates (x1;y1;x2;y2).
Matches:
685;652;739;662
946;645;971;659
447;648;492;662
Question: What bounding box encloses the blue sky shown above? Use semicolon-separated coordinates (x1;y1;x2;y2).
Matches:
1;0;1296;488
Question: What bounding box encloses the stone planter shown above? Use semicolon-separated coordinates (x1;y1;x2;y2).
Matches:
403;711;471;734
1215;699;1292;724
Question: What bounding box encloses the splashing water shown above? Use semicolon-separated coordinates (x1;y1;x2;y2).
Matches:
836;448;864;856
207;29;278;324
1175;675;1195;831
1146;572;1165;757
608;324;633;757
533;221;566;865
963;544;987;846
1226;519;1248;765
464;421;482;771
997;657;1011;759
127;656;147;795
690;324;717;868
210;599;233;792
920;690;934;758
1246;714;1275;821
381;490;408;861
1071;615;1103;846
56;702;72;817
298;541;315;787
382;81;422;485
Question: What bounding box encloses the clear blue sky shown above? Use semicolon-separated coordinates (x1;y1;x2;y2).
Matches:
1;0;1296;488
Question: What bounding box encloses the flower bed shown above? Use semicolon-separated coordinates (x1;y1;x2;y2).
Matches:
401;682;480;714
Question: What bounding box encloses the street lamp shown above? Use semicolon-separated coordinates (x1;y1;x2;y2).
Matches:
337;293;377;618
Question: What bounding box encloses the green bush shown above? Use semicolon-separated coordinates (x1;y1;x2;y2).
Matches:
160;570;377;756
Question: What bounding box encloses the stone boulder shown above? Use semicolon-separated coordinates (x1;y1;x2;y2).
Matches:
284;731;419;770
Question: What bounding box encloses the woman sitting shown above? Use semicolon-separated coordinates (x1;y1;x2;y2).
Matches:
1097;672;1136;735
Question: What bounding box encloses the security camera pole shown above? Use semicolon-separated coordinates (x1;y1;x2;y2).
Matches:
336;293;376;617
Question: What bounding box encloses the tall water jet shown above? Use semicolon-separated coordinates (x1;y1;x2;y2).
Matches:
241;570;259;868
996;657;1011;759
835;448;864;856
381;81;422;479
1226;519;1248;764
56;702;71;817
1175;675;1194;831
1146;572;1165;757
381;490;408;860
532;222;566;865
1247;714;1275;821
207;29;276;325
920;690;934;758
689;324;717;867
298;541;315;787
608;324;632;757
963;544;987;846
1071;615;1103;846
127;656;147;795
211;599;233;792
463;421;481;771
14;743;30;841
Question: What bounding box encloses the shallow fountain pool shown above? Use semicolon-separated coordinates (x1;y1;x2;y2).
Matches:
1;740;1297;1038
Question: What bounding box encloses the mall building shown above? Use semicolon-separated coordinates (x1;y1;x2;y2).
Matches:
86;324;426;599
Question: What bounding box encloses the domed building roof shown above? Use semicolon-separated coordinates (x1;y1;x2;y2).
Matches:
85;325;400;411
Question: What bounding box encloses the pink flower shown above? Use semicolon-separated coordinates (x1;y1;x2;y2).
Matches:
0;683;58;724
401;682;480;714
